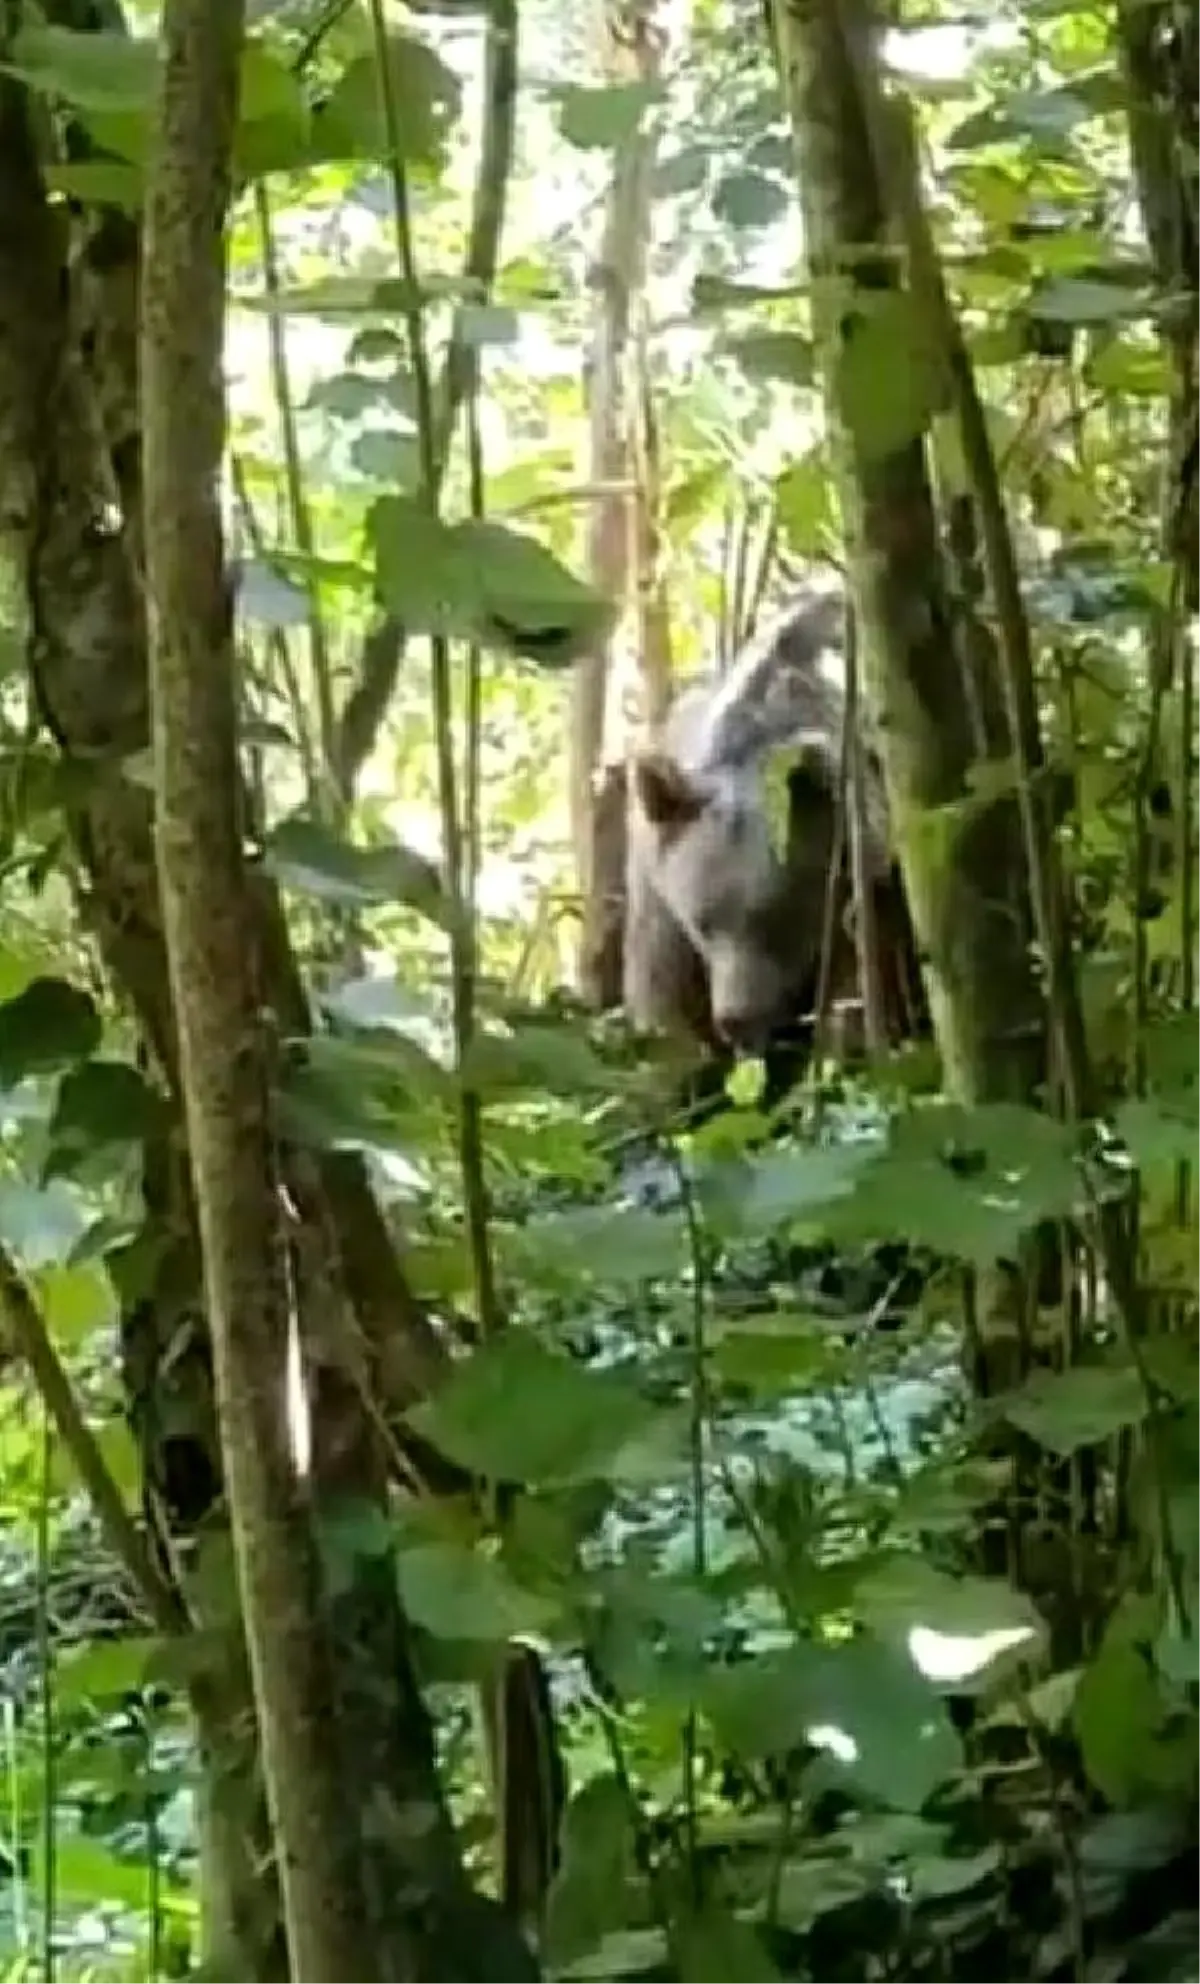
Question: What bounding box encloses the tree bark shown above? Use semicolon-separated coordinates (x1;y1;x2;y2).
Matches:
770;0;1046;1122
0;4;537;1977
573;0;664;1009
142;8;383;1976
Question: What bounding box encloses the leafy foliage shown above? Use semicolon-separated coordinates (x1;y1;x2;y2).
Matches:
0;0;1192;1977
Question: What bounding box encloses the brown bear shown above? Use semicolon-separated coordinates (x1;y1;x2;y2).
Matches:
624;578;924;1092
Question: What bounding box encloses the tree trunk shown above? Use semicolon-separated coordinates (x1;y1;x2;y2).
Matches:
771;0;1047;1127
573;0;664;1008
0;7;537;1978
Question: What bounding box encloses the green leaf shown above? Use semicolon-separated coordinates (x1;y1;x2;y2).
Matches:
0;977;101;1089
0;1180;88;1270
396;1540;558;1641
507;1203;687;1289
1030;276;1144;325
311;34;462;176
370;498;614;666
264;817;449;926
946;86;1100;151
709;1316;832;1398
454;303;520;348
702;1142;872;1241
543;1776;634;1969
836;290;948;461
276;1037;437;1161
350;429;421;487
1088;337;1171;397
691;274;805;313
57;1636;159;1705
703;1636;961;1812
7;27;312;182
307;371;414;420
829;1102;1081;1265
1074;1637;1174;1805
43;159;142;211
775;453;836;558
36;1260;116;1345
238;560;311;629
854;1557;1042;1640
720;331;814;387
712;170;789;230
1003;1363;1149;1456
673;1906;781;1983
406;1332;660;1486
45;1060;163;1180
4;24;158;111
460;1022;617;1098
1115;1095;1197;1170
554;80;664;150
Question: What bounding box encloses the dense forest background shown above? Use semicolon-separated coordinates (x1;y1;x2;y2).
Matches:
0;0;1193;1978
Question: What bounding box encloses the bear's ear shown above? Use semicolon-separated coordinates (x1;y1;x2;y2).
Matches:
633;751;705;831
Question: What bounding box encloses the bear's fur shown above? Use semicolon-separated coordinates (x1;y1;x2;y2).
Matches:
624;579;923;1082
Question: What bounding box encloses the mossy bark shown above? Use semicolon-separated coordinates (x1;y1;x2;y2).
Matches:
771;0;1047;1124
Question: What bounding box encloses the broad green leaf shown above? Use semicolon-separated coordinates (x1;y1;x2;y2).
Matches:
654;146;709;196
406;1331;660;1486
507;1203;686;1289
1030;276;1144;325
43;159;142;210
454;303;520;348
238;560;310;629
946;86;1100;150
709;1317;832;1397
1073;1637;1177;1805
8;27;311;181
775;453;837;557
673;1905;781;1983
1116;1095;1197;1169
397;1540;559;1641
720;331;814;387
703;1636;961;1812
350;428;422;486
701;1141;872;1240
264;817;449;926
35;1260;116;1345
1088;337;1171;397
307;370;416;422
276;1039;436;1162
0;977;101;1087
853;1557;1042;1644
691;274;805;312
370;498;613;664
5;24;157;110
543;1776;634;1968
836;289;948;461
320;973;435;1038
554;80;664;150
712;170;789;230
45;1059;164;1180
57;1636;159;1705
311;34;462;176
560;1930;669;1981
0;1180;88;1269
1003;1363;1149;1455
828;1101;1081;1264
460;1023;617;1098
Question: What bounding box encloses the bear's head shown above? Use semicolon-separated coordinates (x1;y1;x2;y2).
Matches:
631;740;841;1053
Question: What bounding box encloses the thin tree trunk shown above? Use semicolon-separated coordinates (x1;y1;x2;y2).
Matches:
574;0;663;1008
142;6;383;1974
